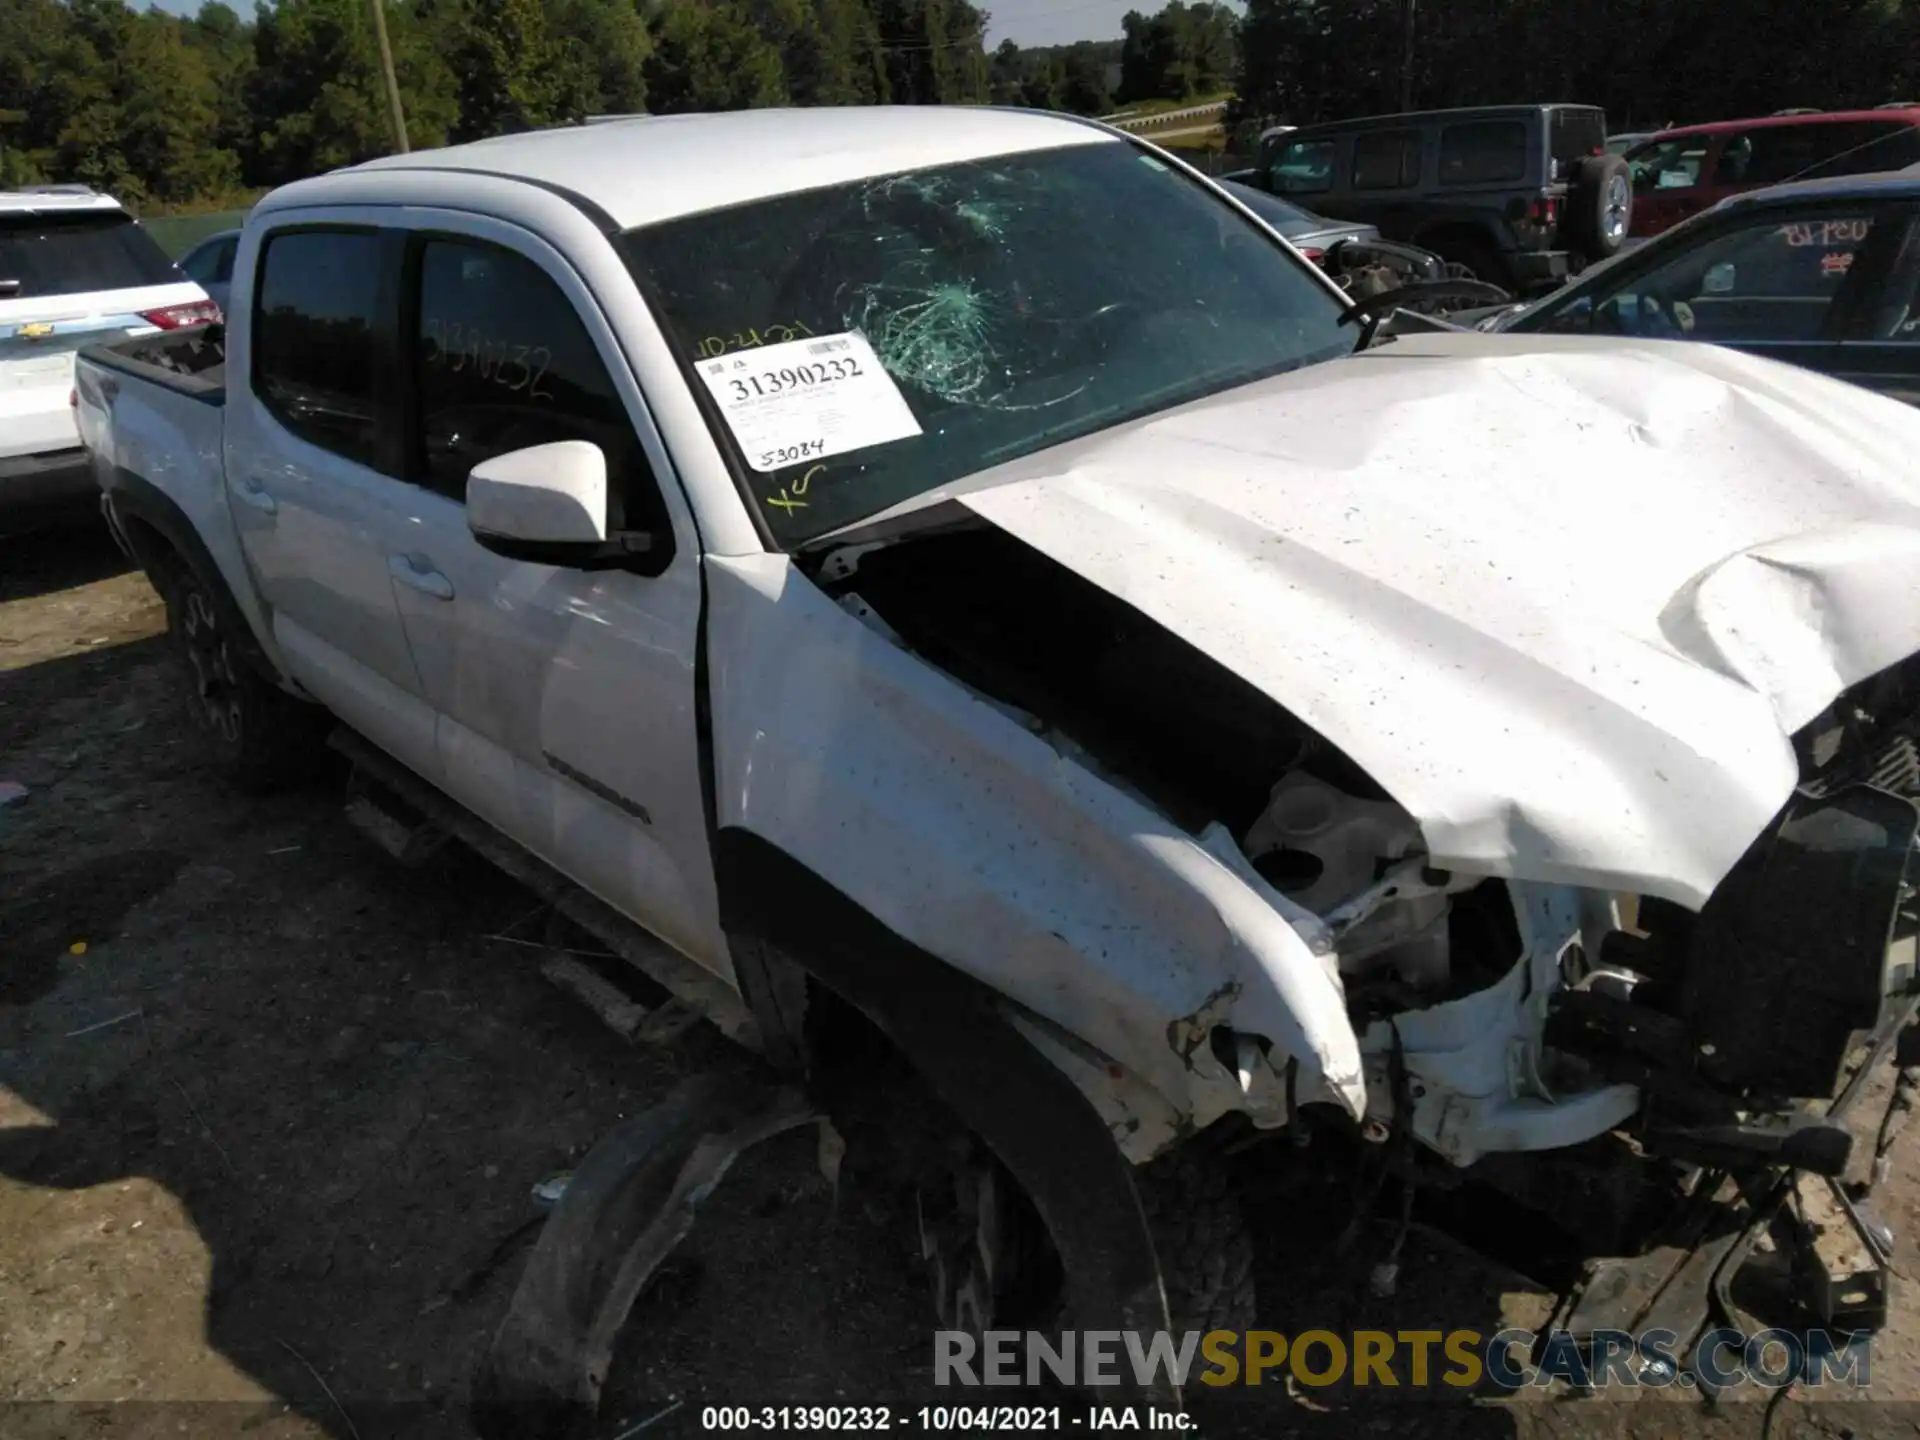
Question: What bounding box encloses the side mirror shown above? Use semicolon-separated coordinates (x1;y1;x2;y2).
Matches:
1703;262;1737;294
467;440;652;568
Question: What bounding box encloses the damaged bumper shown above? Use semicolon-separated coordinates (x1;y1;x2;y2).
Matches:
1019;717;1920;1183
1548;777;1920;1174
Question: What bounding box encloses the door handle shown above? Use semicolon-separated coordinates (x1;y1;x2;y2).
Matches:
235;477;277;515
389;553;455;601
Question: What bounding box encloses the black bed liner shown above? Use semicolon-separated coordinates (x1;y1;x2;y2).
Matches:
80;322;226;404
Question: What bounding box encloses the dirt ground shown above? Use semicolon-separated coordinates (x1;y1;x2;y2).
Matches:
7;528;1920;1440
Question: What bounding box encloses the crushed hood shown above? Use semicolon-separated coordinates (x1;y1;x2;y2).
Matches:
935;332;1920;907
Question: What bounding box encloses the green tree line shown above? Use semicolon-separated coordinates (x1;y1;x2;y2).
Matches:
0;0;999;204
13;0;1916;213
1237;0;1920;132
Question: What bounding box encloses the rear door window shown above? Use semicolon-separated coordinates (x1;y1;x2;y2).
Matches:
1438;121;1528;185
1351;130;1421;190
1630;136;1709;192
1269;139;1336;195
252;229;383;468
1550;108;1606;164
0;210;179;299
1711;124;1876;186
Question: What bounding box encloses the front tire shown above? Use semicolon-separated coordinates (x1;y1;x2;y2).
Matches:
155;557;326;790
919;1140;1256;1339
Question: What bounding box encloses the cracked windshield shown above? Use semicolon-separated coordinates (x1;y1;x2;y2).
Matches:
621;140;1349;544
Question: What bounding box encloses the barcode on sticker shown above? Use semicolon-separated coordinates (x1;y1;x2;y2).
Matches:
807;339;851;355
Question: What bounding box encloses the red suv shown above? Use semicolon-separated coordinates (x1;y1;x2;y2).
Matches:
1624;109;1920;236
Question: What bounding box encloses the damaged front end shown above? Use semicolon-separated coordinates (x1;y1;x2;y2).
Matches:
791;520;1658;1166
1524;677;1920;1361
777;511;1920;1349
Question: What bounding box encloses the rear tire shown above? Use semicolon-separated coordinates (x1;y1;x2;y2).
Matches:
1425;236;1508;289
1566;153;1633;261
154;556;326;790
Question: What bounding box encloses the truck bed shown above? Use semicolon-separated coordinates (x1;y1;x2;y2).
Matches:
79;323;226;403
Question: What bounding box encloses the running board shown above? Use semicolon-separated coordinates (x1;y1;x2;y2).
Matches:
327;728;760;1052
342;785;451;868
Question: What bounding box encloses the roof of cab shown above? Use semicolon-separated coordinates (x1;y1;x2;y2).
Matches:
1649;107;1920;140
333;106;1113;231
1715;164;1920;208
1282;102;1600;137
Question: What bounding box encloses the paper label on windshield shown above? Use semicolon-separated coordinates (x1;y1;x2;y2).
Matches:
696;331;921;472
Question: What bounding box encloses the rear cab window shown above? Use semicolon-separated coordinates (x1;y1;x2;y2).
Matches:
252;229;384;467
1550;107;1607;166
1438;120;1528;186
0;208;179;299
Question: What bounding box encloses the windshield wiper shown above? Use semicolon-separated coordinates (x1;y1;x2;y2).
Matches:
1348;309;1390;351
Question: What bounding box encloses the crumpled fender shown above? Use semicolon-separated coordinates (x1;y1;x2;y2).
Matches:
704;552;1366;1131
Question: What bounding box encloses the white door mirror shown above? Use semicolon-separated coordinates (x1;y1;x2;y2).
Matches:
1703;262;1737;295
467;441;609;561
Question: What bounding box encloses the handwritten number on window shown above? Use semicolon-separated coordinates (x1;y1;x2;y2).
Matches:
423;320;555;401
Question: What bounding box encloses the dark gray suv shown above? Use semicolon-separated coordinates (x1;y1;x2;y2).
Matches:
1245;103;1632;293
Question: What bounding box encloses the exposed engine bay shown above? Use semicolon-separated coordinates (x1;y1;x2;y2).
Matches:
804;517;1920;1356
813;518;1920;1153
814;519;1522;1023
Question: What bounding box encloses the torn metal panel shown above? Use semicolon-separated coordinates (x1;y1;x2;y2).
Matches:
1359;880;1639;1166
904;332;1920;909
471;1074;816;1440
704;551;1366;1131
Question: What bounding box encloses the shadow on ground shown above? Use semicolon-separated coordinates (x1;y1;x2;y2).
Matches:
0;521;131;606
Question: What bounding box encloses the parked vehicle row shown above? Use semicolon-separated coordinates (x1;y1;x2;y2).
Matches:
68;106;1920;1415
1238;103;1632;291
0;186;219;532
177;228;241;317
1623;106;1920;236
1453;170;1920;405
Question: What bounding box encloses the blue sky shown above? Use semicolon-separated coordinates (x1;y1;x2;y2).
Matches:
142;0;1183;52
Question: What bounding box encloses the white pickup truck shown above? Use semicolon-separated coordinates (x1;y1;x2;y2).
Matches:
73;105;1920;1391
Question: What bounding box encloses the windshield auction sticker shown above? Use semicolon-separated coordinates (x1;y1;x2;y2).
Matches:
697;331;922;473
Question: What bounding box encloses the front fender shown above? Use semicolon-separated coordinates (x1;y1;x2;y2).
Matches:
704;552;1366;1151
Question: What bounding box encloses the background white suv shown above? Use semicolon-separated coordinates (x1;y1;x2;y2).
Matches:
1;186;217;533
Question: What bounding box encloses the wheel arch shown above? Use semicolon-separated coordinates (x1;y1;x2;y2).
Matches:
715;825;1176;1396
106;468;285;687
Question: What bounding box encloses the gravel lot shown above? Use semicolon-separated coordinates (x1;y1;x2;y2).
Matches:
6;526;1920;1440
